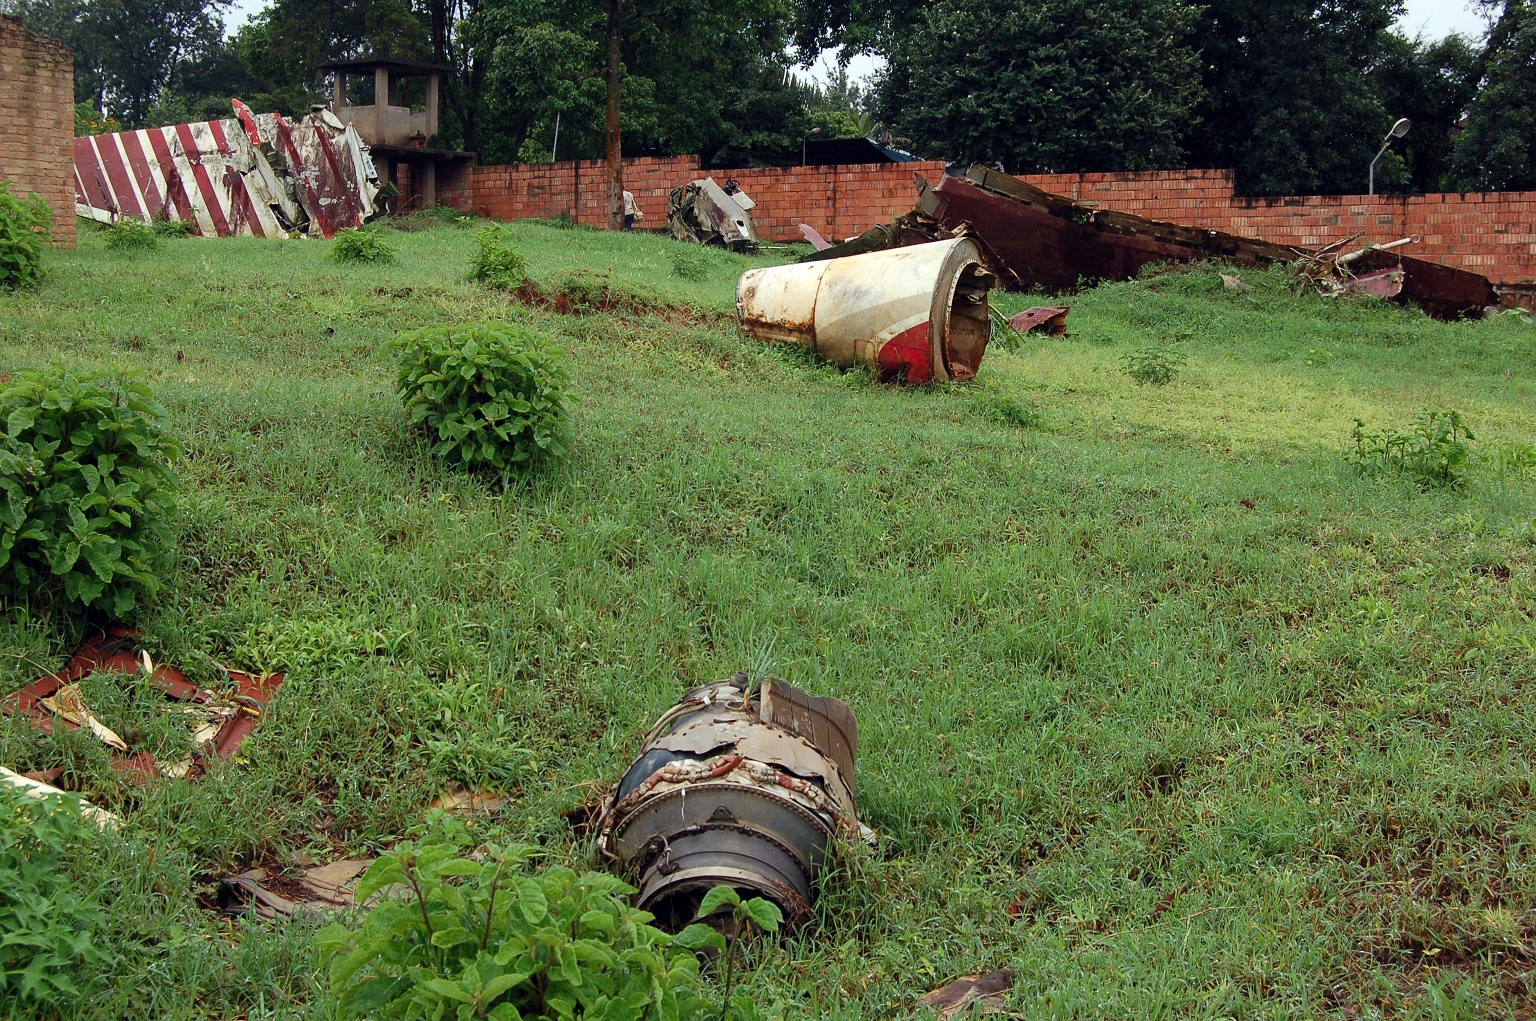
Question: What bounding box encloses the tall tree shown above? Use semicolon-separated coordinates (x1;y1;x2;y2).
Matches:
874;0;1204;173
1185;0;1407;195
1451;0;1536;190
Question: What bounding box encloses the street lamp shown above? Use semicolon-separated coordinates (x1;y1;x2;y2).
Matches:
802;127;822;167
1369;117;1411;196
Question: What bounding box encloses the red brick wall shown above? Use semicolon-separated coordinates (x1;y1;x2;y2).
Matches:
445;158;1536;285
0;15;76;247
1018;169;1536;286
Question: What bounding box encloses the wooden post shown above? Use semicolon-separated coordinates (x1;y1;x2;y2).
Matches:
604;0;623;230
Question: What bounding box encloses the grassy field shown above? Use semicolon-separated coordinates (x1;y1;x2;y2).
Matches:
2;217;1535;1020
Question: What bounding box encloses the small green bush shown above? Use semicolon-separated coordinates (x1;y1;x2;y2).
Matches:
0;179;52;289
1120;344;1187;385
468;225;527;291
671;247;710;281
313;832;716;1020
0;368;182;616
102;221;161;251
330;227;397;264
1;784;113;1005
1350;410;1474;490
386;322;570;475
151;218;195;238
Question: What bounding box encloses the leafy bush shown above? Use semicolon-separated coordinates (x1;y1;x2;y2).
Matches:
386;322;570;475
313;832;716;1020
671;247;710;281
151;218;195;238
1120;344;1187;385
330;227;397;264
0;179;52;289
1;784;112;1005
102;221;161;251
1350;410;1475;490
388;206;465;233
0;368;182;616
468;225;527;291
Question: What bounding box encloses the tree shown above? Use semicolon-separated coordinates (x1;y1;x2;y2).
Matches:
1370;31;1481;193
1451;1;1536;190
1185;0;1407;195
874;0;1204;173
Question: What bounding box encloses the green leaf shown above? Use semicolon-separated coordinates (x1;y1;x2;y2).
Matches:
740;897;783;933
695;885;741;919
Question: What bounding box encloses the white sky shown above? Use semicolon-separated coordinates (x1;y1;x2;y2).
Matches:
224;0;1492;84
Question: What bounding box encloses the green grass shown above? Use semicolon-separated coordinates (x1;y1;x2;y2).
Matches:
2;221;1535;1019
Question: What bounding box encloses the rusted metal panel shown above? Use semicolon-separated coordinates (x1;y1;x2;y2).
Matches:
668;178;758;250
74;101;383;239
924;166;1494;319
595;675;869;930
1008;305;1070;335
738;238;995;384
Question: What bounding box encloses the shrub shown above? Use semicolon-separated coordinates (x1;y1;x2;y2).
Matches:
102;221;161;251
330;227;397;264
1350;410;1475;490
386;322;570;475
468;225;527;291
0;368;181;616
0;179;52;290
151;218;195;238
1;784;112;1005
1120;344;1187;385
312;832;716;1020
671;247;710;281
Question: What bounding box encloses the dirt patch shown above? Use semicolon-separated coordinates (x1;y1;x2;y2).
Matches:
514;278;725;327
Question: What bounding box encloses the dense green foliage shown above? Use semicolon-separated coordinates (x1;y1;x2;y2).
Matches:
0;368;181;617
0;785;112;1005
1351;409;1477;489
878;0;1202;173
1120;343;1188;386
330;227;398;264
1;226;1534;1019
387;321;570;474
102;221;161;251
1452;0;1536;189
0;180;52;290
468;225;527;291
315;831;715;1020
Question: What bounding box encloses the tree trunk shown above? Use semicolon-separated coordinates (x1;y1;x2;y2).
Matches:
605;0;624;230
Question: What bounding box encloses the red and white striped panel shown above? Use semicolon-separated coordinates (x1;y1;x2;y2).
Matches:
73;119;289;238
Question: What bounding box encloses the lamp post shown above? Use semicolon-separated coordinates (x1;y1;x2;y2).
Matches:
802;127;822;167
1369;117;1410;195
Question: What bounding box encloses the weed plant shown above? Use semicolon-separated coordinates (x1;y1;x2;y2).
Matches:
330;227;397;264
0;368;181;616
102;221;161;251
385;322;570;475
0;179;52;288
1350;409;1475;489
468;225;527;291
151;219;195;239
1119;343;1186;384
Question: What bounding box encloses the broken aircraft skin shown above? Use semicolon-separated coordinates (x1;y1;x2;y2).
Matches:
668;178;759;251
919;165;1495;320
737;237;995;384
74;100;388;239
595;674;870;930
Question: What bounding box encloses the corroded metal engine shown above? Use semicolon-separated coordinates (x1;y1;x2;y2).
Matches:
596;674;865;929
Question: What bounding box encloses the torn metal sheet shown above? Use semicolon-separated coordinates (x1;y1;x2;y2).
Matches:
1008;305;1069;336
668;178;758;250
918;166;1495;320
919;971;1016;1019
595;674;868;930
3;626;284;780
0;765;121;830
799;223;831;251
738;237;995;384
74;100;384;239
216;859;373;918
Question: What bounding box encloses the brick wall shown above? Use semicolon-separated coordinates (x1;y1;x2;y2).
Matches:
0;15;75;247
446;158;1536;286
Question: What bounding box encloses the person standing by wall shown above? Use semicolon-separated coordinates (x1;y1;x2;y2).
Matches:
622;189;642;231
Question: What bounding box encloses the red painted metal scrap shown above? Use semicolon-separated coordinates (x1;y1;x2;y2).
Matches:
1008;305;1070;335
75;100;382;239
3;626;284;780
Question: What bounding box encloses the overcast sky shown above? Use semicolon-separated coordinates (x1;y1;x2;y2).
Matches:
224;0;1493;81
